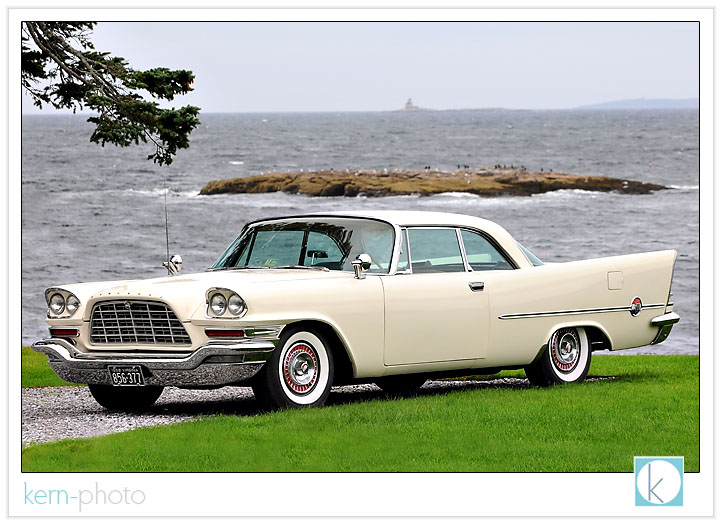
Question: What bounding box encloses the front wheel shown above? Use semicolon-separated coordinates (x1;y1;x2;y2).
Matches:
524;327;591;386
252;328;334;410
88;384;164;412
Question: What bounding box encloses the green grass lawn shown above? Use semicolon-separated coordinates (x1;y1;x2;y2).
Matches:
21;354;699;473
22;346;79;388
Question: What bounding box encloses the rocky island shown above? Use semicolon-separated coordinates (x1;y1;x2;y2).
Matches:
199;167;666;198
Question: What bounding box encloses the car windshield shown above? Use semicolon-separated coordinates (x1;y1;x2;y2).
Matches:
211;217;395;274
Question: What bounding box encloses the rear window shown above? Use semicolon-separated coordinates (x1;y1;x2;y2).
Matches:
517;242;544;266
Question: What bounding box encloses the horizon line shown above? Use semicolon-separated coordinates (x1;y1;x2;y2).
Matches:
21;101;701;116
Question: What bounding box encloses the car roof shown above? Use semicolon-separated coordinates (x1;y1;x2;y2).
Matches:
307;210;508;234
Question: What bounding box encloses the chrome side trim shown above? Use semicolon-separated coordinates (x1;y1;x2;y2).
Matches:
499;303;667;320
245;326;283;338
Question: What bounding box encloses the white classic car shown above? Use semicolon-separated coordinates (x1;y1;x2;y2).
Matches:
33;211;680;411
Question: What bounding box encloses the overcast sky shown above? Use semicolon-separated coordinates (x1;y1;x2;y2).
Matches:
22;21;699;113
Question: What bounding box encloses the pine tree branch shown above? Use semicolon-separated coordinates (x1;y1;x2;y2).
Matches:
36;22;121;100
22;22;201;165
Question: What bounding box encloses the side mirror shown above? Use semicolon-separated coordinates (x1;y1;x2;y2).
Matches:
351;253;372;279
163;254;183;276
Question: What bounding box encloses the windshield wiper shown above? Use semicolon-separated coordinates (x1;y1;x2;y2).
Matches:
273;265;329;271
206;266;271;272
208;265;330;272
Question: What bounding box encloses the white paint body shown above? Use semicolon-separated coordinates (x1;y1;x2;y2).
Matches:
41;211;678;381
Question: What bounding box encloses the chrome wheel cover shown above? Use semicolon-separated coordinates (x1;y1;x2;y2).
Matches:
282;342;319;395
550;328;580;375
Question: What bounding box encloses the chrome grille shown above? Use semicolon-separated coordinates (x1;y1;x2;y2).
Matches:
90;300;191;345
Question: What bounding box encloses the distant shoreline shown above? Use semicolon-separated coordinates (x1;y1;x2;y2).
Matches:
392;107;518;113
21;98;699;116
22;106;699;117
200;168;666;198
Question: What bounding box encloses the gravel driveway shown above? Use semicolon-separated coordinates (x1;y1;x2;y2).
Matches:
22;378;531;445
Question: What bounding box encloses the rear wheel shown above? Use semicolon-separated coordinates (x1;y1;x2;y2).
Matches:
375;376;426;397
252;328;334;410
88;384;164;412
524;327;591;386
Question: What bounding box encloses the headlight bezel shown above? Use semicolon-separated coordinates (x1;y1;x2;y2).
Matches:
206;288;247;318
45;288;81;319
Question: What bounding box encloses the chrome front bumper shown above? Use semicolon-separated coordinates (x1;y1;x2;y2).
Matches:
650;312;681;345
31;338;277;387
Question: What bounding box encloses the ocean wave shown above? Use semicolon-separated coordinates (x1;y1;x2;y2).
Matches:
528;188;606;200
228;161;244;165
431;192;483;199
667;184;700;190
423;189;607;204
124;188;168;197
117;188;202;199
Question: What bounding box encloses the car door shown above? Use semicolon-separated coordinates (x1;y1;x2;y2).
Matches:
381;227;490;366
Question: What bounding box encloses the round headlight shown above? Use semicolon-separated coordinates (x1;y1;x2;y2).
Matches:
210;293;227;316
49;293;65;315
66;294;80;315
228;294;245;316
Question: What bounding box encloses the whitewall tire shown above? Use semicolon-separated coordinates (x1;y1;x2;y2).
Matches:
253;328;334;409
525;327;591;386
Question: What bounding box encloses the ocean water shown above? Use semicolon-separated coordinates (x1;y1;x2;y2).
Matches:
21;110;700;354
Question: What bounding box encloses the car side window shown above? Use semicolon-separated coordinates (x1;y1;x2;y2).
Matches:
408;228;465;273
461;229;514;271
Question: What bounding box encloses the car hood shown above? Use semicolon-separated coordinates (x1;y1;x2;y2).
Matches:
56;269;351;320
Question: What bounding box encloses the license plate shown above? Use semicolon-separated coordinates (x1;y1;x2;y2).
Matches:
108;365;145;386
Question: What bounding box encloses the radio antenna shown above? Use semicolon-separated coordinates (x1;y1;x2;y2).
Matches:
164;170;171;273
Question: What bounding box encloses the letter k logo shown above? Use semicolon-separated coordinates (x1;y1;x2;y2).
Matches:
647;462;664;503
635;457;684;506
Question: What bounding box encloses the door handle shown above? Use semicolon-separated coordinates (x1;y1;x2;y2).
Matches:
468;281;485;292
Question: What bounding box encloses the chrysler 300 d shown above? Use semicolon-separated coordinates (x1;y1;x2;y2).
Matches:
33;211;680;410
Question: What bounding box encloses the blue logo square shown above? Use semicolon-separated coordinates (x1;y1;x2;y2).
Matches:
634;456;684;506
